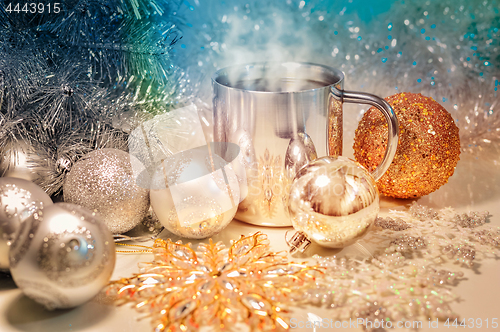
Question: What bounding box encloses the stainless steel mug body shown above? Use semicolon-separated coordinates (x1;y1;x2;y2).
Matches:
212;62;397;227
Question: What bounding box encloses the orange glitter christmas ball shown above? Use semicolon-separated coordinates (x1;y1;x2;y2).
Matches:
353;92;460;199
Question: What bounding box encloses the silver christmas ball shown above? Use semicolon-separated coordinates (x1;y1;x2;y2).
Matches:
9;203;115;309
0;178;53;269
285;132;318;181
0;228;10;269
63;149;150;234
0;140;38;181
288;156;379;248
150;146;240;239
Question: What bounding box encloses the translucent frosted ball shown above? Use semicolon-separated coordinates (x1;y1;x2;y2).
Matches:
288;156;379;248
149;146;240;239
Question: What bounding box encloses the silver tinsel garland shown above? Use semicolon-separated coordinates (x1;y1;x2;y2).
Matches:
0;0;186;197
0;117;128;196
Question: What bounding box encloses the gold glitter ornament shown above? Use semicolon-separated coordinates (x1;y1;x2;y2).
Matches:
353;92;460;198
63;148;150;234
108;232;322;332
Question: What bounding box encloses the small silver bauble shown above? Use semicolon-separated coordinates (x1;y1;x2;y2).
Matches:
0;178;53;269
63;148;150;234
150;146;240;239
285;132;318;181
9;203;116;309
288;156;379;249
0;228;9;269
0;139;38;181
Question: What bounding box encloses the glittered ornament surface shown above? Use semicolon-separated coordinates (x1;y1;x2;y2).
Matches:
0;178;53;269
0;178;52;230
63;148;150;234
354;92;460;198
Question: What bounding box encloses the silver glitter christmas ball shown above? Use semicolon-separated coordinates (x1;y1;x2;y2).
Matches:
63;149;150;234
0;178;53;269
288;156;379;248
9;203;115;309
150;146;240;239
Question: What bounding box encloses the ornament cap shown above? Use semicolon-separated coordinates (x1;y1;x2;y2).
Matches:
286;230;312;254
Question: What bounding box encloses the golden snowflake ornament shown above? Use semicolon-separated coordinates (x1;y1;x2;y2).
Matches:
108;232;322;332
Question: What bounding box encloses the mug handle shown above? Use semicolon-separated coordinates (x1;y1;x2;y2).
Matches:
331;87;399;181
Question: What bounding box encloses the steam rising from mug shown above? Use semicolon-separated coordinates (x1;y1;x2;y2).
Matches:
220;62;328;94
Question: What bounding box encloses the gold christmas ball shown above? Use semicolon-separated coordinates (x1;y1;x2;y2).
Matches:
353;92;460;199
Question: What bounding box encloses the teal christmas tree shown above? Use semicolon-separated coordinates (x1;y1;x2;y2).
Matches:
0;0;185;196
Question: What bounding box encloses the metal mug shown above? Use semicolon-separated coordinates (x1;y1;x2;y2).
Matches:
212;62;398;227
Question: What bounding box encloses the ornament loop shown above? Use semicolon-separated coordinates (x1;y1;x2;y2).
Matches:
113;233;160;243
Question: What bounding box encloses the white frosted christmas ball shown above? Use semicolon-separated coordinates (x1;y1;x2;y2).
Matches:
150;146;240;239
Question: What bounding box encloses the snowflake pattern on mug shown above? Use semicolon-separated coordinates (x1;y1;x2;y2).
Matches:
257;149;287;219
